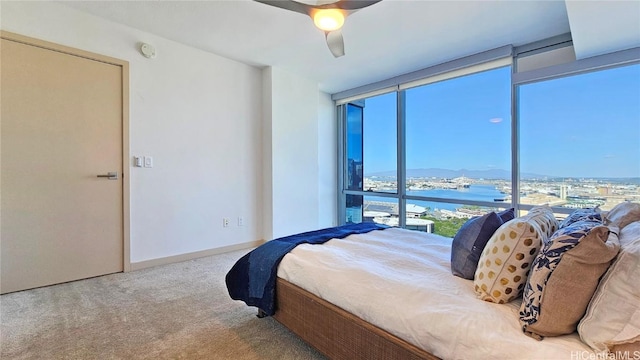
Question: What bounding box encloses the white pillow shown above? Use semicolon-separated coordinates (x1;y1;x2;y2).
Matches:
604;202;640;230
578;221;640;352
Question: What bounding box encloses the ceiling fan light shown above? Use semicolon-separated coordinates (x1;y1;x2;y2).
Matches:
313;9;345;31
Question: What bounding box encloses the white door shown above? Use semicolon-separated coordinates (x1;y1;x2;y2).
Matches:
1;36;124;294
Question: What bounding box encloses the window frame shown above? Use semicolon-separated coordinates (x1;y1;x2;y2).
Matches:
513;45;640;215
336;41;640;227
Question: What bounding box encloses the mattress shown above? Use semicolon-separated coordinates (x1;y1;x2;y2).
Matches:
277;227;595;359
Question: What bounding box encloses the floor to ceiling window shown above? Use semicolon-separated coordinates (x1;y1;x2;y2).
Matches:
518;63;640;212
344;92;397;225
404;66;512;233
337;45;640;237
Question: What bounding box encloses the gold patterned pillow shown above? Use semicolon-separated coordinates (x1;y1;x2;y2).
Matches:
528;205;559;237
474;217;545;303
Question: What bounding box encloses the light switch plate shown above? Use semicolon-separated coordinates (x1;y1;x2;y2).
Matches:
144;156;153;168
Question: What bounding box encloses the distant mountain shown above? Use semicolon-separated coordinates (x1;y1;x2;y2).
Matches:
587;177;640;185
367;169;639;181
367;168;547;180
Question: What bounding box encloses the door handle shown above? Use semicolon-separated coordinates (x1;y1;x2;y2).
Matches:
97;172;118;180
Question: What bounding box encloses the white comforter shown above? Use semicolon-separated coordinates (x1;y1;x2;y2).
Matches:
277;227;595;360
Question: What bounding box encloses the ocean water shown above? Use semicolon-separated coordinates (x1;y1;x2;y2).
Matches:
364;184;506;212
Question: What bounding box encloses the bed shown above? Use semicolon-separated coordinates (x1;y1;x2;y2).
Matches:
227;202;640;359
226;221;606;359
270;226;595;359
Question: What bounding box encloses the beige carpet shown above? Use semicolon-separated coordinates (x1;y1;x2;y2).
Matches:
0;249;326;360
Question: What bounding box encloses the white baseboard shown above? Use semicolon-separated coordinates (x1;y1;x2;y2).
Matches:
129;240;264;271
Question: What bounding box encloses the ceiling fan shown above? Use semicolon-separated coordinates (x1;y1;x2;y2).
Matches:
254;0;382;58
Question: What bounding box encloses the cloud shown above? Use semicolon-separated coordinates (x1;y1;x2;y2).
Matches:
489;118;503;123
603;154;615;159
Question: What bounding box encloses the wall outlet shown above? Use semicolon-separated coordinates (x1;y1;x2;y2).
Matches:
223;218;230;227
238;217;244;226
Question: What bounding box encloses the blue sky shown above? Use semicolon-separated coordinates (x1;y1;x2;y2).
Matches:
352;63;640;178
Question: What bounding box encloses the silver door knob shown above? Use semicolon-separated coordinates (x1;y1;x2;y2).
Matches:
97;172;118;180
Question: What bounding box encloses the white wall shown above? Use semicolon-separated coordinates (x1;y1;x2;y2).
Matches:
263;67;337;239
261;69;274;241
1;1;263;264
317;92;338;228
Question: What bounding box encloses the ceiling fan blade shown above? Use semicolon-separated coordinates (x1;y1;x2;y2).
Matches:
325;30;345;58
254;0;312;15
329;0;382;11
255;0;379;58
256;0;381;13
294;0;341;5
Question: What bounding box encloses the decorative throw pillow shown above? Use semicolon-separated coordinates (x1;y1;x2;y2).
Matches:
451;212;505;279
497;208;515;223
519;221;620;340
559;207;602;228
527;205;560;238
605;202;640;230
474;217;545;303
578;221;640;352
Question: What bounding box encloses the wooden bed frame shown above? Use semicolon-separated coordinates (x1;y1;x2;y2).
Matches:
272;278;439;360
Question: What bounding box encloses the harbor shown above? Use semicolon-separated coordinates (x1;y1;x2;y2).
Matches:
349;175;640;235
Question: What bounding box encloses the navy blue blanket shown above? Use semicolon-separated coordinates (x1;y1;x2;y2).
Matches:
225;222;388;315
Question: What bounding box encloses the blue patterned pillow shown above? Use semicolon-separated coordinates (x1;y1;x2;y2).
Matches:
451;211;504;279
559;207;602;228
519;220;619;339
